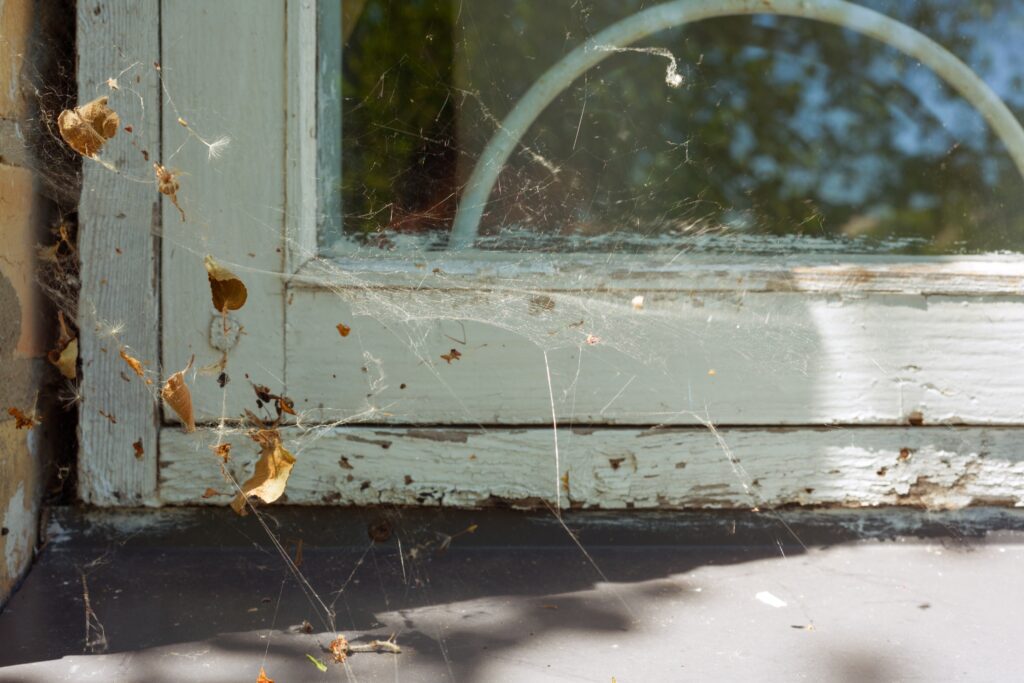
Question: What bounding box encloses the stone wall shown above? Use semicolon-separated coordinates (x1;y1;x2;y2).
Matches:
0;0;55;607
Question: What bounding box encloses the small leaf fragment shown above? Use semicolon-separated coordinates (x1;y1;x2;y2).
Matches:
440;348;461;364
49;337;78;379
7;407;36;429
336;323;351;337
305;654;328;672
204;255;248;313
256;667;274;683
211;442;231;461
48;312;78;379
161;358;195;432
132;439;144;459
230;433;296;515
57;96;119;157
120;348;145;377
201;487;221;499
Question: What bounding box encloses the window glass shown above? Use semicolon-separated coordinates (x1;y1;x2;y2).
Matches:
321;0;1024;255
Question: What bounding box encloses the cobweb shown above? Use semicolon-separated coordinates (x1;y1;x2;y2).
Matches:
12;0;1024;679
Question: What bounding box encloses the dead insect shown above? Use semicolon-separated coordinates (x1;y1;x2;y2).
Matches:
154;162;186;221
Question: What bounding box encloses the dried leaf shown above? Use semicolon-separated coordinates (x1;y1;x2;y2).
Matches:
305;654;328;672
58;96;119;157
201;487;221;499
120;348;145;377
161;358;195;432
48;337;78;380
440;348;462;364
230;434;296;515
329;635;349;663
336;323;351;337
132;439;144;459
154;163;186;221
256;667;274;683
7;407;36;429
204;255;248;312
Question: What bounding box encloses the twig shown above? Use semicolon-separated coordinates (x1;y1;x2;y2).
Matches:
348;639;402;655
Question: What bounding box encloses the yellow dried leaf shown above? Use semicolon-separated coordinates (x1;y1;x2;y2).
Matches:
256;667;274;683
161;359;195;432
57;96;119;157
204;255;248;312
230;435;296;515
329;635;349;663
48;336;78;379
120;348;145;377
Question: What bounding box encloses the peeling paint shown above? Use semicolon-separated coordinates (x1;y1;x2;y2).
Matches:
2;483;30;589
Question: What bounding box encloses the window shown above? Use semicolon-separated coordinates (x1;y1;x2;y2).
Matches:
81;0;1024;509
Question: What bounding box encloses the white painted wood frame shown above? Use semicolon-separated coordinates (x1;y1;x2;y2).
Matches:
77;0;161;505
80;0;1024;508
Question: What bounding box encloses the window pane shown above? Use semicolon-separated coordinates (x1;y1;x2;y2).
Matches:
321;0;1024;255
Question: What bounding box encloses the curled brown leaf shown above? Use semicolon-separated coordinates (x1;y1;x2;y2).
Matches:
230;433;296;515
204;255;248;313
57;96;119;157
161;357;195;432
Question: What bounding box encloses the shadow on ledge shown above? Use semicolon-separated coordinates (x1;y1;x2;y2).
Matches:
1;505;1023;682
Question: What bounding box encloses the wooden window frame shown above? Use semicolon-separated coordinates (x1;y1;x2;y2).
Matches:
79;0;1024;510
